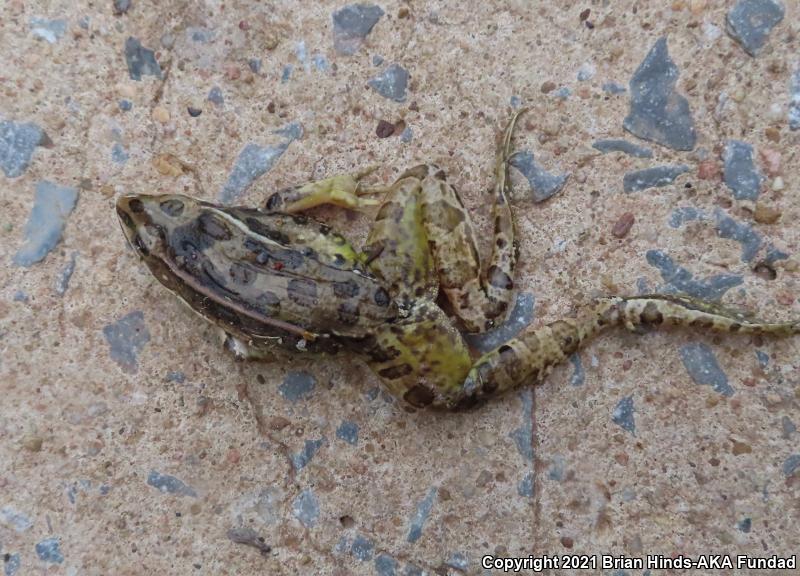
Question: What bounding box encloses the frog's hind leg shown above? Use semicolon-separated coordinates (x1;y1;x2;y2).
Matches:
263;166;381;213
421;109;527;333
441;294;799;409
362;170;439;305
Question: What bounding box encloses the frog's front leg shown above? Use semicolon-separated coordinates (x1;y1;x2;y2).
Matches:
263;167;381;212
442;295;800;410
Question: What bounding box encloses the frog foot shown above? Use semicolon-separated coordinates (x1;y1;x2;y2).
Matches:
267;167;382;212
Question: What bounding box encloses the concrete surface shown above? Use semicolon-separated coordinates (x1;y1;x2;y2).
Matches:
1;0;799;574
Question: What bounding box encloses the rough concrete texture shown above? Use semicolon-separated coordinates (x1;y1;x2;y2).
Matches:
1;1;799;574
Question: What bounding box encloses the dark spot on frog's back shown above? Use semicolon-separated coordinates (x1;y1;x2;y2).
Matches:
117;207;134;229
229;262;255;285
333;279;360;299
198;212;233;240
244;216;290;245
337;301;360;325
373;287;390;307
379;363;413;380
159;198;184;217
487;265;513;290
427;199;465;231
287;278;318;307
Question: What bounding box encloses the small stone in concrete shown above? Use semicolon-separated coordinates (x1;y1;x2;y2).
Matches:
679;343;733;397
103;310;150;374
292;488;319;527
374;554;399;576
755;350;770;368
281;65;293;83
509;151;570;202
592;139;653;158
624;37;697;151
351;534;374;561
118;99;132;111
368;63;409;102
577;62;596;81
30;17;67;44
602;82;627;94
165;370;185;383
646;250;743;301
569;354;585;387
113;0;132;15
669;206;706;228
226;527;271;555
187;27;214;44
789;66;800;130
278;371;316;402
406;487;437;543
332;3;384;55
313;54;330;72
612;396;635;434
336;421;359;445
146;470;197;497
465;292;534;353
35;538;64;564
737;517;752;533
400;126;413;143
291;438;325;470
219;123;302;204
248;58;261;73
547;456;565;481
781;416;796;439
13;181;78;267
446;552;469;571
553;86;571;100
783;454;800;477
509;390;533;461
54;252;78;296
714;209;762;262
124;37;163;81
207;86;224;106
726;0;785;57
0;120;46;177
623;164;689;193
4;553;21;575
0;506;32;532
518;472;534;497
111;142;129;164
723;140;763;200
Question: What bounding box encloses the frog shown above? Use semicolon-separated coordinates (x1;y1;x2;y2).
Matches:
116;109;799;411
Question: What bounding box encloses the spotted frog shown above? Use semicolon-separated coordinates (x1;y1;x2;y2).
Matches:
116;110;799;410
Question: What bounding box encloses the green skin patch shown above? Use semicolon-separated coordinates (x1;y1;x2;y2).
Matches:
117;111;800;411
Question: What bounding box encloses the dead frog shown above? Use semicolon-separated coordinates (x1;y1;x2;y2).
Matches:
116;110;799;410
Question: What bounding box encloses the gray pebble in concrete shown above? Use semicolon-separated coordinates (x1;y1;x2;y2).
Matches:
509;390;534;461
4;553;21;575
679;342;734;397
368;63;409;102
612;396;636;434
0;120;46;178
291;438;325;470
602;82;627;95
782;454;800;477
714;209;762;262
723;140;763;200
13;181;78;267
624;37;696;151
509;151;570;202
569;354;585;387
726;0;785;57
465;292;534;353
790;65;800;130
219;123;302;204
124;37;162;80
278;371;316;402
113;0;132;15
374;554;399;576
336;421;359;445
35;538;63;564
646;250;743;301
103;310;150;374
292;488;319;527
623;164;689;192
518;472;534;497
406;487;437;543
593;139;653;158
207;86;224;106
30;17;67;44
146;471;196;497
332;3;384;55
54;252;78;296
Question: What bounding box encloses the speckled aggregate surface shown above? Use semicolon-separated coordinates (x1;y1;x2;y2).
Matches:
1;1;799;574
